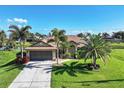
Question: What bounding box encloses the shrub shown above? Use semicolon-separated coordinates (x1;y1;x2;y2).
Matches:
76;47;87;59
64;52;71;58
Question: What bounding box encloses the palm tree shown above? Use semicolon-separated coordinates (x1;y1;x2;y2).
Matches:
0;30;6;47
9;25;32;58
60;41;78;58
48;28;67;64
60;41;71;58
79;33;111;69
7;33;17;49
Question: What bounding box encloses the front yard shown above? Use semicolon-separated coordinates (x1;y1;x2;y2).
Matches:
0;45;124;88
0;50;24;87
51;49;124;88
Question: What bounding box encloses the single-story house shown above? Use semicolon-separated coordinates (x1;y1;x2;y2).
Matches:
25;41;57;61
25;35;85;61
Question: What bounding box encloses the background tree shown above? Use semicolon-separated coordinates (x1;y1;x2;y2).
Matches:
79;33;111;69
112;31;124;40
48;28;67;64
35;32;46;40
102;32;110;39
27;32;36;42
0;30;6;47
9;25;32;58
77;32;91;38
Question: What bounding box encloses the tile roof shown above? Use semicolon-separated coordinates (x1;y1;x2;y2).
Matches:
25;35;85;50
31;41;52;47
67;35;82;42
44;35;85;48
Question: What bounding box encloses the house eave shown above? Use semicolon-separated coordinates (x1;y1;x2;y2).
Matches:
25;47;57;51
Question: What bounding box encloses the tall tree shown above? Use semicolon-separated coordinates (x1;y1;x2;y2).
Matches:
7;33;17;49
9;25;32;58
48;28;67;64
79;33;111;69
0;30;6;47
60;41;71;58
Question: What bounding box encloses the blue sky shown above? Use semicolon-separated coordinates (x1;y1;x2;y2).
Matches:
0;5;124;35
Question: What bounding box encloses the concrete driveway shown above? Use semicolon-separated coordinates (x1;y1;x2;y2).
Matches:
9;61;52;88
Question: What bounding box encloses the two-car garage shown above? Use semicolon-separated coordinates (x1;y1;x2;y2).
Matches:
25;41;57;61
30;51;52;61
25;47;57;61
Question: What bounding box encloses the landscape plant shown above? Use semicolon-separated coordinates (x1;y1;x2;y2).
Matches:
48;28;67;64
78;33;111;69
9;25;32;58
0;30;6;47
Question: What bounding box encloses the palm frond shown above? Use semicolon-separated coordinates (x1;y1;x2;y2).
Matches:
8;30;16;33
21;26;32;32
59;30;66;35
80;33;111;64
9;25;20;32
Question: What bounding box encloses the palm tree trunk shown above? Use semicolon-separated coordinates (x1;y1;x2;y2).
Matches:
66;48;69;58
93;55;96;69
20;40;23;58
62;48;64;58
1;41;3;47
56;43;59;64
0;42;2;47
66;48;69;53
22;43;24;58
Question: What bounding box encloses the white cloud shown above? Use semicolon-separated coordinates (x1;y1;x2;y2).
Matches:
13;18;27;24
7;18;28;24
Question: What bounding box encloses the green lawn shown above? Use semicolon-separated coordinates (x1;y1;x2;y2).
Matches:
0;50;24;88
111;42;124;49
51;49;124;88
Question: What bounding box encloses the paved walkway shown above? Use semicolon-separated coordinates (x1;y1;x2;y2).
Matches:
9;61;52;88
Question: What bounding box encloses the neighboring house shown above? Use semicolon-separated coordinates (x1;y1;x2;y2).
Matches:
25;35;85;61
103;36;124;42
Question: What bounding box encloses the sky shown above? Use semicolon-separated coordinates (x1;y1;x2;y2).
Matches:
0;5;124;35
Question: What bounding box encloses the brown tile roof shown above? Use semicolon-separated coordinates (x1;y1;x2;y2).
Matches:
25;47;57;50
68;35;86;47
31;41;53;47
67;35;82;42
44;35;85;48
27;35;85;49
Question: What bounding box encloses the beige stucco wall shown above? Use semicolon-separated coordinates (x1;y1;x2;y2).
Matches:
52;50;56;60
